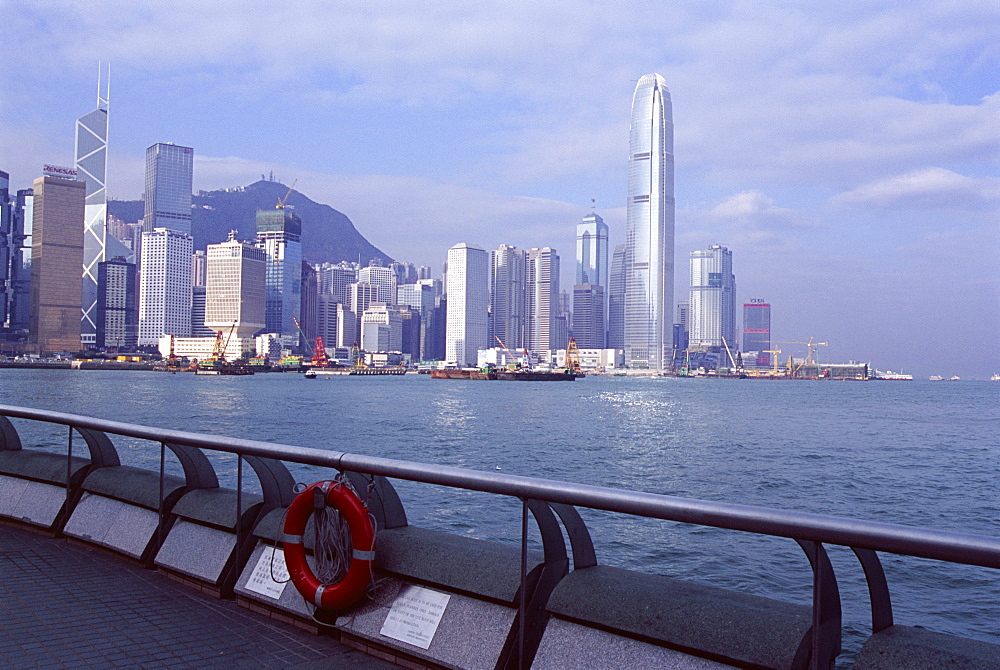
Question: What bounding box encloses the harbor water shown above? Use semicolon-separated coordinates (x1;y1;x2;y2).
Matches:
2;369;997;659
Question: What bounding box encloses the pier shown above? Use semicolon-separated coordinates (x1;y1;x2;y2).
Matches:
1;403;997;669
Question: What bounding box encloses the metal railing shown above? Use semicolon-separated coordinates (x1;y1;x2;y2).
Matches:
1;404;998;669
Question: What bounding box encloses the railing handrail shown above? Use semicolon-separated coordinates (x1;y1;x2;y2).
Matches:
2;403;997;570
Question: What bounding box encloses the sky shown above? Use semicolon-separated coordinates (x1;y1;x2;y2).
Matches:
2;1;998;377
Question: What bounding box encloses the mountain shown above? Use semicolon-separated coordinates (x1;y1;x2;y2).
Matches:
108;180;392;265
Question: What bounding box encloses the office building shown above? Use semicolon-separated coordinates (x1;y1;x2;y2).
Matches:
489;244;526;350
256;207;302;346
359;264;396;305
360;303;402;353
607;244;626;351
743;300;771;366
525;247;559;355
77;80;132;347
192;250;207;286
445;243;489;366
138;228;193;346
576;212;608;288
95;257;137;351
28;175;86;354
318;294;355;348
316;261;359;304
300;261;318;348
689;245;737;355
143;143;194;235
205;233;266;340
624;73;674;369
572;284;606;348
397;282;436;361
190;285;215;337
1;172;32;337
349;282;380;345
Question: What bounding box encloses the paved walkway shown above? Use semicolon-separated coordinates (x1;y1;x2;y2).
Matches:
0;524;396;669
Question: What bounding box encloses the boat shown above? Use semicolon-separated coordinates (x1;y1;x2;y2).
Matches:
349;367;407;376
991;374;1000;381
873;370;913;381
493;368;581;381
194;361;254;376
430;368;495;380
929;375;943;381
949;376;961;381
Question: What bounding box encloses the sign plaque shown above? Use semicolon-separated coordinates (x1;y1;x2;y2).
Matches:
380;585;451;649
245;547;289;599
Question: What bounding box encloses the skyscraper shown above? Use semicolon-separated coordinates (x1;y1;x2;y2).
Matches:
138;228;193;346
96;257;137;351
359;264;397;305
689;245;737;356
256;207;302;346
205;233;265;341
573;212;609;349
143;143;194;234
525;247;560;355
489;244;526;350
445;243;488;366
743;300;771;366
77;74;131;348
607;244;626;350
624;73;674;369
29;175;86;354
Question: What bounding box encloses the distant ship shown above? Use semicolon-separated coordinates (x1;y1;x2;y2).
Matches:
929;375;944;381
873;370;913;380
949;376;961;381
992;374;1000;381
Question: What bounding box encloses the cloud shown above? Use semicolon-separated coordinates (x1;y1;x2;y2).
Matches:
831;167;1000;209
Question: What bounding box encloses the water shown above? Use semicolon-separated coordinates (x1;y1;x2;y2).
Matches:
2;369;997;659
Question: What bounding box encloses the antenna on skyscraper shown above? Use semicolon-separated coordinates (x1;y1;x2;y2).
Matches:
96;62;110;111
591;198;596;213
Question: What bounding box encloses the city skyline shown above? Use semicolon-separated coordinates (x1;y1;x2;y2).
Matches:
1;3;996;377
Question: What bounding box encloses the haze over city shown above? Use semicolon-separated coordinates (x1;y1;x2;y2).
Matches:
2;1;997;377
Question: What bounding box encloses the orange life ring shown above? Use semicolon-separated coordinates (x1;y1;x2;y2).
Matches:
282;480;376;611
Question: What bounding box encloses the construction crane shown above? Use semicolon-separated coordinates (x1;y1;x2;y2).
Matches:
276;179;298;209
773;338;829;375
494;336;521;368
763;350;782;376
291;316;312;358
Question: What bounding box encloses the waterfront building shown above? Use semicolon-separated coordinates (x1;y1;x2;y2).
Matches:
77;81;132;348
192;250;207;286
489;244;526;350
525;247;559;355
28;175;86;354
743;300;771;367
138;228;193;347
572;284;606;349
95;256;137;351
624;73;674;370
190;286;215;337
360;303;402;354
143;143;193;235
255;207;302;347
445;243;488;367
607;244;626;351
689;245;737;358
204;233;266;341
359;264;396;306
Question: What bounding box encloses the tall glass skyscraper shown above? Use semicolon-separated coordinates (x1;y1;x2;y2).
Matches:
76;81;110;347
689;245;736;354
256;207;302;345
624;73;674;369
143;143;194;234
576;212;608;287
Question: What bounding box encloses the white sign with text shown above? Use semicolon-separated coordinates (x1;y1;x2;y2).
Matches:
244;547;290;599
379;585;451;649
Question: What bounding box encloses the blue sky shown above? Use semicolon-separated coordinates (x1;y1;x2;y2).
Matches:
2;1;998;377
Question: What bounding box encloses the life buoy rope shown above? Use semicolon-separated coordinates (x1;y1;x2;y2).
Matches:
282;479;376;611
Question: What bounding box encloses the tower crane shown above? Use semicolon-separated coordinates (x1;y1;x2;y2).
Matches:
276;179;298;209
772;338;829;374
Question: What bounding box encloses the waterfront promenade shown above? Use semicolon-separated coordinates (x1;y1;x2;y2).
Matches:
0;524;394;669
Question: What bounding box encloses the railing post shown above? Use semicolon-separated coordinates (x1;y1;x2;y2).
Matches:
519;498;529;670
158;442;166;557
236;454;244;570
64;425;73;537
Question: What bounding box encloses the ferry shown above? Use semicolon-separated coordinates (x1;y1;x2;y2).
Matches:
873;370;913;381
